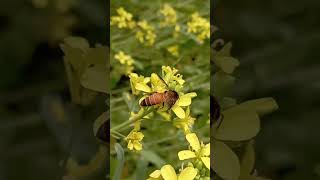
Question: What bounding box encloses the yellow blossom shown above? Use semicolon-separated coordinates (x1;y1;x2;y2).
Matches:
129;73;151;95
125;130;144;151
147;164;197;180
114;51;134;65
161;66;185;92
174;25;180;37
173;107;195;134
167;45;179;57
171;92;197;119
178;133;210;169
160;4;177;26
187;12;210;43
136;20;156;46
111;7;136;29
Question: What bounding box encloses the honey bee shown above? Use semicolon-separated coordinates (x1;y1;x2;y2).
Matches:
140;90;179;108
140;73;179;109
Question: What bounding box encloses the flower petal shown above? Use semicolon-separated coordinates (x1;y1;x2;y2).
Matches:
184;92;197;98
172;105;185;118
176;95;191;106
127;141;133;150
136;132;144;141
186;133;200;152
178;167;198;180
135;83;151;92
202;143;210;156
133;141;142;151
161;165;177;180
178;150;196;160
201;157;210;169
149;170;161;178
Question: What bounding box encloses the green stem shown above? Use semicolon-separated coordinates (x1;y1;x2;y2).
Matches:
111;107;154;132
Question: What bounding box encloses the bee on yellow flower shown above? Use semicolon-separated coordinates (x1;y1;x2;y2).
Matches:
187;12;210;43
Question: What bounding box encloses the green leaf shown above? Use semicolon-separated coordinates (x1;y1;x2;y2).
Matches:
240;141;255;178
93;111;109;140
239;98;279;117
81;64;108;93
212;71;235;98
63;36;90;52
113;143;125;180
214;56;240;74
141;150;166;168
212;140;240;180
214;107;260;141
216;42;233;56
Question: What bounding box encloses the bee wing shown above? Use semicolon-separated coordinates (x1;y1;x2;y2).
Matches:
151;73;168;92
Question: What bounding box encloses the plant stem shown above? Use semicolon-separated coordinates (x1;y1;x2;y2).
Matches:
111;107;154;132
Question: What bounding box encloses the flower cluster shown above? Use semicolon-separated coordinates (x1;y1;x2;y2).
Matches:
160;4;177;26
136;20;157;46
187;13;210;43
129;66;196;120
147;133;210;180
114;51;135;74
167;45;179;57
110;7;136;29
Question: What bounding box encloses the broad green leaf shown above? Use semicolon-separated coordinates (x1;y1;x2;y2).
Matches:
66;146;108;177
63;36;90;52
214;107;260;141
141;150;166;168
93;111;109;140
212;71;235;98
239;141;255;179
113;143;125;180
221;97;237;109
81;65;108;93
239;98;279;117
212;140;240;180
216;42;233;56
214;56;240;74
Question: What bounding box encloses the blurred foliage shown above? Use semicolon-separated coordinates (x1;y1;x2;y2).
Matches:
110;0;210;179
211;31;278;180
213;0;320;179
0;0;107;180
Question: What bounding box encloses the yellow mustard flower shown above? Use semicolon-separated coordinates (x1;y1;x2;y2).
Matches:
111;7;136;29
171;92;197;119
167;45;179;57
114;51;134;65
136;20;156;46
147;164;197;180
173;107;195;134
125;130;144;151
129;73;151;95
174;25;180;37
178;133;210;169
187;12;210;43
161;66;185;91
160;4;177;26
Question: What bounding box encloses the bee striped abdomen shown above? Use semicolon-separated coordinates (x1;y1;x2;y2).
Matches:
140;93;165;106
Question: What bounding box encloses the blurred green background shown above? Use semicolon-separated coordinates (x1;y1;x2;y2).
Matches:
0;0;107;179
214;0;320;179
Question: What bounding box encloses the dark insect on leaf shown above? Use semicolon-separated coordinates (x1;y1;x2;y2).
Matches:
210;96;221;126
96;121;110;143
